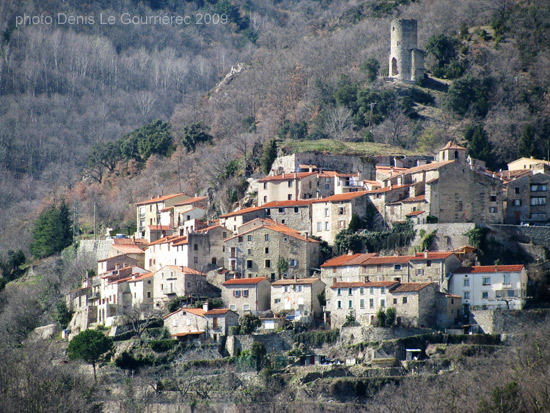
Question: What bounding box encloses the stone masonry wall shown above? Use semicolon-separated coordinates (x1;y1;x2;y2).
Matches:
471;308;550;335
413;223;475;251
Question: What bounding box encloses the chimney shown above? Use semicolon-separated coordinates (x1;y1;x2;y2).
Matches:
305;232;309;240
348;250;353;256
424;250;429;258
495;263;498;272
203;301;209;312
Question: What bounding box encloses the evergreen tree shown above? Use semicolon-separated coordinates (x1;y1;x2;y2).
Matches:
68;329;113;383
260;139;277;175
518;124;536;158
465;124;494;168
181;122;213;153
30;202;72;258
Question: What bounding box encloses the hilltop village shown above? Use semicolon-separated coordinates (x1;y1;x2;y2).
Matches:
67;141;548;348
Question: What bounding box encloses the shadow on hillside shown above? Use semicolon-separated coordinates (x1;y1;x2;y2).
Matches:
422;76;448;92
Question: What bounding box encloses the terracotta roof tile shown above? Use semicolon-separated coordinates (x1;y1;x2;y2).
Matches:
331;281;398;289
136;193;187;206
391;282;434;293
162;265;206;275
311;191;368;203
453;265;524;274
441;141;467;150
219;205;264;218
171;331;205;337
222;277;268;286
148;225;171;231
258;172;317;182
204;308;232;315
406;210;426;216
410;252;455;260
321;253;378;267
272;278;321;286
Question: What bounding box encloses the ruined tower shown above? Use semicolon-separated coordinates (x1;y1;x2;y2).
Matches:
389;19;424;83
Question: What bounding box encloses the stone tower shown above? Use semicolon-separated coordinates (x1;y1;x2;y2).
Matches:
389;19;424;83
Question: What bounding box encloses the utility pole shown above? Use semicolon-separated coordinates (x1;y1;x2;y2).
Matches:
73;200;79;243
93;202;96;241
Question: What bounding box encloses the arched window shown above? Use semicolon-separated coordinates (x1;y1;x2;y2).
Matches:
391;58;398;76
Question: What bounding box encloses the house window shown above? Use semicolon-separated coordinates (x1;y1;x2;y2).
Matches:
325;183;330;190
482;292;489;299
360;287;364;295
490;196;497;202
394;264;402;271
370;287;374;294
243;304;250;311
290;259;298;267
248;235;253;241
263;196;267;203
381;287;385;294
275;298;281;304
223;232;227;238
530;197;547;206
294;207;299;213
325;222;329;231
337;301;342;309
230;304;236;311
348;300;353;308
288;181;293;188
348;288;353;296
514;187;520;194
238;236;243;242
393;298;397;305
503;274;511;285
247;260;253;269
380;299;385;308
317;222;322;232
369;298;374;308
530;184;547;192
265;234;270;241
193;257;198;264
483;277;491;286
427;260;431;267
194;244;198;251
263;183;267;189
279;208;285;214
507;290;515;297
464;279;470;287
265;260;271;268
464;292;470;299
147;292;151;298
288;194;293;200
248;249;252;255
490;207;498;213
337;288;342;296
417;269;423;276
402;297;407;304
242;290;249;297
513;199;521;206
265;247;269;254
360;299;365;309
338;207;345;215
161;284;163;291
325;208;329;217
234;290;240;297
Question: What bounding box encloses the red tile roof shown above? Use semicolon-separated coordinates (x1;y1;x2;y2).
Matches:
321;253;378;267
331;281;398;289
148;235;186;246
219;205;264;218
171;331;205;337
112;243;145;255
363;184;411;194
173;196;208;206
258;172;317;182
148;225;171;231
391;282;434;293
410;252;455;260
389;161;454;178
225;222;318;243
441;141;466;150
129;272;154;282
261;200;314;208
406;210;426;216
400;195;426;203
163;265;206;275
222;277;268;286
272;278;321;286
136;193;187;206
363;256;413;265
453;265;524;274
204;308;232;315
311;191;368;203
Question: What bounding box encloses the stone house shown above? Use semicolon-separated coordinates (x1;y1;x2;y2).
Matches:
127;272;154;307
317;171;365;196
163;304;239;341
389;282;441;328
271;278;325;320
97;254;138;275
221;277;271;316
311;192;370;244
448;265;528;312
136;193;190;240
507;157;550;172
224;223;320;280
152;265;208;308
261;200;313;233
219;206;265;234
258;172;318;206
381;142;504;224
329;281;399;329
320;251;461;288
503;172;550;224
145;225;226;273
108;238;146;268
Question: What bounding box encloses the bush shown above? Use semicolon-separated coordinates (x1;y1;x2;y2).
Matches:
229;326;241;335
239;314;261;334
149;339;180;352
293;330;339;347
409;87;435;106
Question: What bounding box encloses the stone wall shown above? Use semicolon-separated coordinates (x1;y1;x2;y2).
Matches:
413;223;475;251
339;325;429;346
225;332;294;356
484;224;550;249
471;308;550;335
78;239;112;261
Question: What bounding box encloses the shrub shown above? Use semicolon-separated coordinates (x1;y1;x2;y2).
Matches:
149;339;179;352
293;330;339;347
